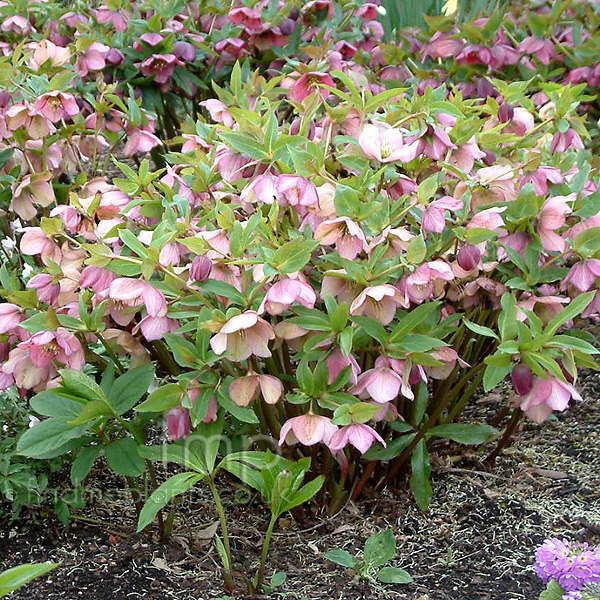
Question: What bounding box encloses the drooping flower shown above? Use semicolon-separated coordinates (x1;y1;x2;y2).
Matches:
328;423;386;454
167;406;191;441
108;278;167;317
27;273;60;305
228;373;283;406
517;375;582;423
34;91;79;123
260;280;317;315
140;54;181;85
279;413;338;446
210;311;274;361
18;328;85;370
314;217;367;260
10;173;56;221
289;72;335;103
350;284;408;325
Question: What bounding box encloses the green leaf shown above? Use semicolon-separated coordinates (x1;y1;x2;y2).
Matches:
409;439;432;510
138;443;207;475
268;238;318;274
119;229;148;258
483;363;512;392
389;303;440;342
0;562;58;597
325;549;357;569
68;400;114;426
71;446;101;485
539;580;566;600
546;291;595;336
17;418;89;458
137;472;203;532
220;132;270;160
269;572;287;589
59;370;107;404
105;438;145;477
351;315;388;346
377;566;413;584
427;423;498;445
364;433;415;461
107;365;155;415
573;227;600;258
364;529;396;570
406;234;426;264
463;319;499;340
30;390;85;419
135;384;182;412
281;475;324;514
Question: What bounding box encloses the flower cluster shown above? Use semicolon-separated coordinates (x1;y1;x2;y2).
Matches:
535;538;600;595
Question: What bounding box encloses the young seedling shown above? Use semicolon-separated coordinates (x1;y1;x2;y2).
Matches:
325;529;412;585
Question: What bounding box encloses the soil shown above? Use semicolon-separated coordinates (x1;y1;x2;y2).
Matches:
1;371;599;600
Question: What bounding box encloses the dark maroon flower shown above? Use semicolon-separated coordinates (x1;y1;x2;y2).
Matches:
457;245;481;271
512;364;534;396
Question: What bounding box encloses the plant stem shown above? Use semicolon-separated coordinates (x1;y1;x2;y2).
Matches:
484;408;523;466
253;513;278;592
207;477;235;592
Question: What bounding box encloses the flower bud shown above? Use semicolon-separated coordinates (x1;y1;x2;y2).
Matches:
482;148;496;166
289;7;299;20
511;363;533;396
289;117;301;136
190;255;212;282
498;102;514;124
279;18;296;36
106;48;125;66
457;244;481;271
476;78;496;99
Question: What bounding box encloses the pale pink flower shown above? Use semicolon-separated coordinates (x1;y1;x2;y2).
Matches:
399;261;454;304
136;315;180;341
123;129;161;156
260;280;317;315
517;376;581;423
328;423;386;454
95;6;131;31
321;271;363;305
421;196;463;234
326;351;360;385
27;273;60;305
10;173;55;220
108;278;168;317
228;373;283;406
415;123;457;160
350;365;406;403
426;347;468;380
562;260;600;292
520;166;563;196
350;284;408;325
1;15;33;36
279;413;338;446
76;42;109;77
276;175;319;207
79;266;117;293
210;311;274;361
29;39;71;69
229;6;262;31
289;71;335;103
19;328;85;370
241;175;280;205
449;136;486;172
20;227;62;265
551;129;584;154
359;123;419;163
34;91;79;123
167;406;191;441
538;194;574;252
2;347;56;390
199;99;234;128
314;217;367;260
517;293;568;324
0;304;24;335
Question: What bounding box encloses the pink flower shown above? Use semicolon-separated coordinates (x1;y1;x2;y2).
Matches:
210;311;274;361
538;195;573;252
260;280;317;315
76;42;109;77
241;175;280;205
276;175;319;207
20;227;62;265
190;255;213;282
399;261;455;304
350;284;408;325
421;32;464;60
289;72;335;103
229;6;263;32
95;6;131;31
326;351;360;385
34;91;79;123
314;217;367;260
551;129;584;154
350;363;408;403
328;423;386;454
80;266;117;293
359;123;419;163
27;273;60;305
123;129;161;156
421;196;463;234
140;54;181;84
228;373;283;406
167;406;191;441
136;315;180;341
199;99;234;128
1;15;33;36
10;173;55;221
0;304;24;335
2;347;56;390
108;278;168;317
29;39;71;70
19;328;85;370
519;37;556;65
517;376;582;424
562;260;600;292
279;413;338;446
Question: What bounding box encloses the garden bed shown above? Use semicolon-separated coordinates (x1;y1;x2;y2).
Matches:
2;378;599;600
